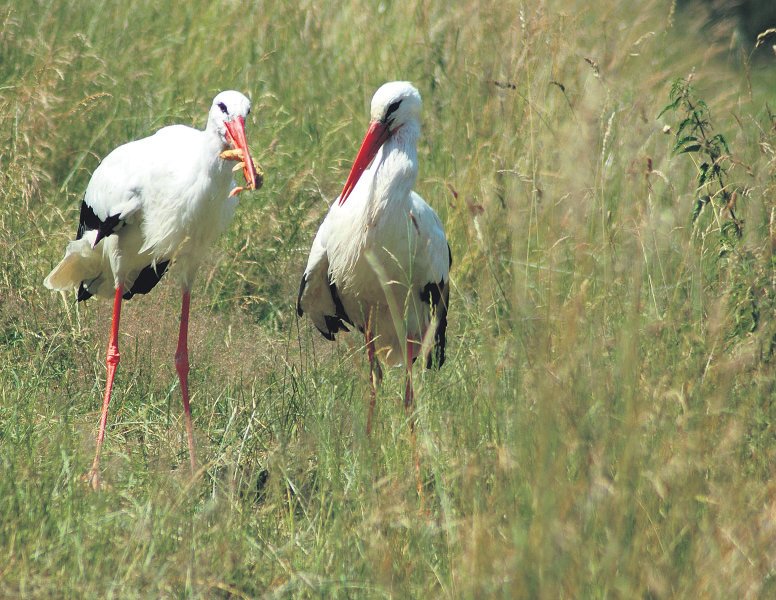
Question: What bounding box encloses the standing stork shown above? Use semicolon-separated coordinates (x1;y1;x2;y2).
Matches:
44;90;261;489
297;81;451;439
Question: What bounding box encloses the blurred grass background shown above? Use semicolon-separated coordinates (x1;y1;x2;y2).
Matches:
1;0;774;597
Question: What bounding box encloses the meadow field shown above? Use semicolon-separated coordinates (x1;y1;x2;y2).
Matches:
1;0;774;597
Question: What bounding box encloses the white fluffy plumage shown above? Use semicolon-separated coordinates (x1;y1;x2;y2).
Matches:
44;90;253;298
298;81;450;367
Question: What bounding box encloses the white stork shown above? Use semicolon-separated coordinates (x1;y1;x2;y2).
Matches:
44;90;261;489
297;81;451;436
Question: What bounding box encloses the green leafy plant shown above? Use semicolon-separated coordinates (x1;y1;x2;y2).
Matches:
660;77;742;241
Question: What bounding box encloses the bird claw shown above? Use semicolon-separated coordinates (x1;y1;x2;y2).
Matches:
244;158;263;189
229;166;264;197
221;149;263;193
82;469;107;491
219;148;243;161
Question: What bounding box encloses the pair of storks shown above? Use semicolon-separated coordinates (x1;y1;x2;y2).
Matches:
45;82;451;489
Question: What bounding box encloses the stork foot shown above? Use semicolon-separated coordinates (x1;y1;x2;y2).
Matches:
82;468;106;491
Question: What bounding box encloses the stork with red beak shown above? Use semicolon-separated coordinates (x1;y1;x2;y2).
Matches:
297;81;451;439
44;90;261;489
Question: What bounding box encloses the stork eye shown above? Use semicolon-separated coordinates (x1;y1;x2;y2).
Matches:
384;100;402;121
217;102;228;114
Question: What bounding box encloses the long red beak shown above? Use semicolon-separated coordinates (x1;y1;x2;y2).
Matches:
338;120;391;205
224;116;259;190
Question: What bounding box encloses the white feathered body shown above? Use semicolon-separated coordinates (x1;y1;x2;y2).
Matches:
300;123;449;365
45;124;237;298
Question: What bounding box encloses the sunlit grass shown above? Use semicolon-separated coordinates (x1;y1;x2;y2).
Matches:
1;0;774;597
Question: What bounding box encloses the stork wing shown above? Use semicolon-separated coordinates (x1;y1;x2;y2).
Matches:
297;218;352;340
80;125;211;249
77;135;164;244
410;192;451;368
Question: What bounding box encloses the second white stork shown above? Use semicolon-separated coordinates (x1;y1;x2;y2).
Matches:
297;81;451;435
44;90;261;489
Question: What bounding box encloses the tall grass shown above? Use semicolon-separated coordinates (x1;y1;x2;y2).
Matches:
1;0;774;597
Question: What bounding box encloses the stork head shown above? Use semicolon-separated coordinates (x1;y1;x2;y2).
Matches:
338;81;422;205
209;90;259;191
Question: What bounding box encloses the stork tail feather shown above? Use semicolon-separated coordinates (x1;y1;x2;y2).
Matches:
43;234;102;292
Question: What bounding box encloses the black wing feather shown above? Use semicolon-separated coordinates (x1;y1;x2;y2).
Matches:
77;283;93;302
75;197;156;303
296;275;308;317
420;243;452;369
122;260;170;300
76;197;122;246
297;272;353;341
77;261;170;303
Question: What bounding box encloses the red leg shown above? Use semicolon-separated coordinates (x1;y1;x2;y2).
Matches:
175;288;197;476
404;339;415;417
87;286;123;490
405;339;423;500
365;311;379;436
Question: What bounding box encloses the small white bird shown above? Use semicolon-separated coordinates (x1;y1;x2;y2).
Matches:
44;90;261;489
297;81;451;436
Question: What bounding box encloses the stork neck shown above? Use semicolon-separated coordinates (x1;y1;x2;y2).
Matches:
205;117;230;151
368;122;419;214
